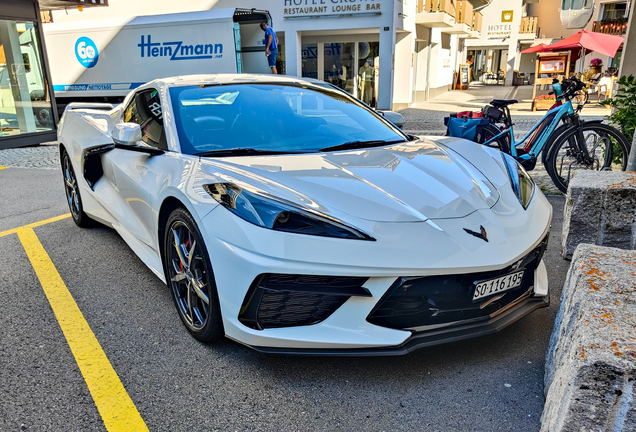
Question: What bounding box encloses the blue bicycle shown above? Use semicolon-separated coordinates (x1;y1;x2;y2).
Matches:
479;77;629;193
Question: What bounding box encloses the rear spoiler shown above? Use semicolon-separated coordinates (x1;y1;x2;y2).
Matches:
64;102;116;114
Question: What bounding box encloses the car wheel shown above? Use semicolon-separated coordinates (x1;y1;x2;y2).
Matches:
164;208;224;342
62;150;93;227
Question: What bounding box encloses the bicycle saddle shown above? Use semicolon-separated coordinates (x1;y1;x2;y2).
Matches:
490;99;518;107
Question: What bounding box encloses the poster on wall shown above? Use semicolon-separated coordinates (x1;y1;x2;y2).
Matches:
539;56;567;74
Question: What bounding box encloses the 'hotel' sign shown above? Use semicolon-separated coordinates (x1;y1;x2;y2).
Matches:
283;0;381;18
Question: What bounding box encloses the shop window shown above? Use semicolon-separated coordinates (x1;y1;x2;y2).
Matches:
123;89;167;150
0;19;54;138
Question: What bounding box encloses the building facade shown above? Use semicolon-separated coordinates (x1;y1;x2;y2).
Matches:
50;0;489;110
465;0;632;86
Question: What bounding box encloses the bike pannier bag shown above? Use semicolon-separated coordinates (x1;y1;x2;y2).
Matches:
445;117;490;142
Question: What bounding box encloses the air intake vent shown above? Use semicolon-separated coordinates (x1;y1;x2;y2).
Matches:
239;274;370;330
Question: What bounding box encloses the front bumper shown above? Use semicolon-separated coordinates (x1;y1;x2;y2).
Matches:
238;292;550;356
201;192;552;353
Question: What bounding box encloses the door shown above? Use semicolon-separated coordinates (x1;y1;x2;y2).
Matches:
101;88;168;249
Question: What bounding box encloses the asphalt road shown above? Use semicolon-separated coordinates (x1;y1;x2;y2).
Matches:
0;163;570;432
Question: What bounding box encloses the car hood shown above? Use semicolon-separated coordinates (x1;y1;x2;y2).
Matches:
198;139;500;222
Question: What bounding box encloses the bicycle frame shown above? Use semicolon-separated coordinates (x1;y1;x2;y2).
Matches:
483;99;575;165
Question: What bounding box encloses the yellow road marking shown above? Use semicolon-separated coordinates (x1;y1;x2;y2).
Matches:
0;166;6;170
16;227;148;432
0;213;71;239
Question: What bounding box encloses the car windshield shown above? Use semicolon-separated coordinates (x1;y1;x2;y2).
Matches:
169;83;407;156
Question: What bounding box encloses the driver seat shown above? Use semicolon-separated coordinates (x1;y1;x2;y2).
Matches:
490;99;518;107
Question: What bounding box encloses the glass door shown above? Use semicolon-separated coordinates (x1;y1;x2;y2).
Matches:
323;43;354;95
301;43;318;79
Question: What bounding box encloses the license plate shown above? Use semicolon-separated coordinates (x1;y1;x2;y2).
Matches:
473;270;525;301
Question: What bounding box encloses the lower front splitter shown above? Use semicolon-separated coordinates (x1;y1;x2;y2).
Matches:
236;293;549;357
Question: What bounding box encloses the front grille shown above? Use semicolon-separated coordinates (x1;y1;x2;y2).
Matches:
366;234;549;330
239;274;370;330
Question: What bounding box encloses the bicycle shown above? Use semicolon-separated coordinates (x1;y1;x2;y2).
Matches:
478;77;630;193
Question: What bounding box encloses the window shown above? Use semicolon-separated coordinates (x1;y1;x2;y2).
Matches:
123;89;167;150
169;83;406;156
602;2;628;20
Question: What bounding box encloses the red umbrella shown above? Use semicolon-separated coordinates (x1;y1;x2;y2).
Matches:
520;43;552;54
547;30;624;57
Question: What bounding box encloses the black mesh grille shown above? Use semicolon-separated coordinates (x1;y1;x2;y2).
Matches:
239;274;369;330
257;291;348;329
367;234;549;330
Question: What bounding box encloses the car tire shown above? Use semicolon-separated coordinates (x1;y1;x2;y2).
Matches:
62;150;94;228
164;207;224;342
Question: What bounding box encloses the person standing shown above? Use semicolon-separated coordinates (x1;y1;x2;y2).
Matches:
260;23;279;74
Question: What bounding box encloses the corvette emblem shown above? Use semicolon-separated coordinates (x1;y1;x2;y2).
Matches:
464;226;488;242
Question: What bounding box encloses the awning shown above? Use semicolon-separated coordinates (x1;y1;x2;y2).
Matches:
547;30;624;58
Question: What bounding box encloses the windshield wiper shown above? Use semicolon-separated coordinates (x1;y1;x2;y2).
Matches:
319;139;406;153
196;148;310;157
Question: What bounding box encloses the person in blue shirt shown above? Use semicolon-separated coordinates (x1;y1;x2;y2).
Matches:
260;23;279;74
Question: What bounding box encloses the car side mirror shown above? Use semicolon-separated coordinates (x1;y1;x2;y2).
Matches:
113;122;142;145
111;122;164;155
377;110;405;129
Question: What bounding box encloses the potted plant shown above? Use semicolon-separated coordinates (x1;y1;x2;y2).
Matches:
590;58;603;74
532;94;557;111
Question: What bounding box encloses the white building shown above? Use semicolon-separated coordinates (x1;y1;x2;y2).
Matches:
465;0;632;86
50;0;490;109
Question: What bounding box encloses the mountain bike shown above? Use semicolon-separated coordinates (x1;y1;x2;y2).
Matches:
478;77;629;193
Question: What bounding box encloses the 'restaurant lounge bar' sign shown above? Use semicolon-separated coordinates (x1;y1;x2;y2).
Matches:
283;0;381;18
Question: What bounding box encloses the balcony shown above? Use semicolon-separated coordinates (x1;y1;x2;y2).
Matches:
416;0;456;28
518;16;539;40
445;0;474;36
464;10;483;38
592;18;628;35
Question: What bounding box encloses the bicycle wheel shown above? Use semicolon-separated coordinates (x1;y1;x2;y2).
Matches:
546;123;630;193
477;123;511;153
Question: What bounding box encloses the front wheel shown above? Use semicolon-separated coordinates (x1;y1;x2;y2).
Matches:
545;123;630;193
164;208;224;342
62;150;93;227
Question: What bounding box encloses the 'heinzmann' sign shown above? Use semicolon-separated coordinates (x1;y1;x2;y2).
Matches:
283;0;381;18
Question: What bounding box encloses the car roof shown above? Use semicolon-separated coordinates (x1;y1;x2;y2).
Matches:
150;74;325;89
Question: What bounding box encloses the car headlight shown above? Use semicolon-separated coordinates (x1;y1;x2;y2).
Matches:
204;183;374;241
502;153;535;209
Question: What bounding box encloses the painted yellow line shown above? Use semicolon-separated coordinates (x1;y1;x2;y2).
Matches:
17;227;149;432
0;166;6;170
0;213;71;239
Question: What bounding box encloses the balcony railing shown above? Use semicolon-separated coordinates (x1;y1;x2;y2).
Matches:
472;11;483;32
592;18;628;35
419;0;456;17
455;0;473;25
520;16;538;35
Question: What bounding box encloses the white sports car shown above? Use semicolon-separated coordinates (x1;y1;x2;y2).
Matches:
59;74;551;355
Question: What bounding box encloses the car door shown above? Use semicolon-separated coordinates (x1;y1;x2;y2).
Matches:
100;88;168;249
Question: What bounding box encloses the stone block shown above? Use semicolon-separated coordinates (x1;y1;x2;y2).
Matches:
541;244;636;432
562;172;636;260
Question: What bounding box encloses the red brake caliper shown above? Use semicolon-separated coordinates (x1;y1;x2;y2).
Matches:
180;238;190;272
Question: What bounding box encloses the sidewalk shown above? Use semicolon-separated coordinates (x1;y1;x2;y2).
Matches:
400;82;608;136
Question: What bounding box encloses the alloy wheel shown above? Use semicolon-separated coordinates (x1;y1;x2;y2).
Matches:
166;221;211;331
63;154;81;220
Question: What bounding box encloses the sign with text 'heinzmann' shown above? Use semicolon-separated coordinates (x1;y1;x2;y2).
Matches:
283;0;381;18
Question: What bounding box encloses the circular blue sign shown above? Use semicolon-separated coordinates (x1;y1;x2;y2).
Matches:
75;37;99;68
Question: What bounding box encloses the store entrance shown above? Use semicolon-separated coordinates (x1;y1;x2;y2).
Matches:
301;41;379;107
